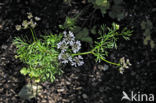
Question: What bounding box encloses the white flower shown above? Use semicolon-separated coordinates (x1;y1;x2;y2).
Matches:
120;57;132;68
27;12;33;19
64;31;75;43
119;67;124;74
71;40;81;53
126;59;132;66
22;20;29;29
63;31;67;35
120;57;125;65
58;52;71;64
29;19;37;28
123;63;129;69
119;57;132;74
71;61;77;67
57;40;68;52
57;31;84;67
68;56;73;62
77;60;84;66
69;31;74;37
71;55;84;67
77;55;84;66
15;25;21;31
35;16;41;21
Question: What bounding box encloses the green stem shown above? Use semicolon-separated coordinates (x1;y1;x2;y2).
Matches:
72;50;120;66
30;28;36;42
91;52;120;66
72;51;92;56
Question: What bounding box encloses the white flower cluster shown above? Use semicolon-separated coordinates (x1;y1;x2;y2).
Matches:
57;31;84;67
119;57;132;74
15;12;41;31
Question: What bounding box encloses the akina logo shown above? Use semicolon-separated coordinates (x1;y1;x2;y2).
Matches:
121;91;154;102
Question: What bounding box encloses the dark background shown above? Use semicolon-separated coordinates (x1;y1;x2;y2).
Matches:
0;0;156;103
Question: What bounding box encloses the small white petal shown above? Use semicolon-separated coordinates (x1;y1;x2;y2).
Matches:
57;40;68;52
126;59;132;66
27;12;33;19
35;16;41;21
119;67;124;74
71;61;77;67
15;25;21;31
78;61;84;66
63;31;67;35
30;22;37;28
71;41;81;53
78;55;83;59
22;20;29;29
69;31;74;36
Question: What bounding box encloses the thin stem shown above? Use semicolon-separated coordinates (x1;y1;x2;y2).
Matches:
72;51;92;56
72;50;120;66
91;52;120;66
30;28;36;42
100;57;120;66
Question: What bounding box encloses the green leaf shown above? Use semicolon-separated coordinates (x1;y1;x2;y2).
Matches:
96;0;104;6
100;7;107;14
64;17;76;29
20;67;29;75
109;5;125;21
75;27;93;44
91;26;96;34
58;25;64;29
96;0;109;6
80;37;93;44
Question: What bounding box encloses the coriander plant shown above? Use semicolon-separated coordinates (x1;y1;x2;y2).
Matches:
58;23;132;74
14;13;133;83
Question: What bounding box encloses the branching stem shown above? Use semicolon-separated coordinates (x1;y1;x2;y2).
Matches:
72;50;120;66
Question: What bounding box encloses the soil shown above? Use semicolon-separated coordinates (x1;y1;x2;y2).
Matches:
0;0;156;103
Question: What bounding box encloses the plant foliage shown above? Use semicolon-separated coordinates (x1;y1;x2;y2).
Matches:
89;0;110;15
14;34;63;82
92;23;132;62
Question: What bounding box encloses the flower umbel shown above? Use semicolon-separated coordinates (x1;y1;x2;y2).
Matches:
15;25;22;31
57;31;84;67
58;52;72;64
70;55;84;67
27;12;33;19
15;12;41;31
71;40;81;53
22;20;30;29
29;19;37;28
119;57;132;74
57;40;68;52
63;31;75;44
